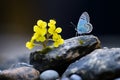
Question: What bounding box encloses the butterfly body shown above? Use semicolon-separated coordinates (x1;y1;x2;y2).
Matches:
76;12;93;35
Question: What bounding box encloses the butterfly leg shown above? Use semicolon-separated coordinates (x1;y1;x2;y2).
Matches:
75;32;78;36
76;32;81;36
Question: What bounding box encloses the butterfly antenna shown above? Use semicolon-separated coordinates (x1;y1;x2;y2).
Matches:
70;22;77;31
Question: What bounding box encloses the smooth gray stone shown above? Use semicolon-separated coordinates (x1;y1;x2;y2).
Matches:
70;74;82;80
40;70;59;80
61;77;70;80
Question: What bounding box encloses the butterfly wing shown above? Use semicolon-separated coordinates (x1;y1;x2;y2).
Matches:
77;12;92;34
84;23;93;33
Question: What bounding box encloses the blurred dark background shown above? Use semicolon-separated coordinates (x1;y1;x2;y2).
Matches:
1;0;120;37
0;0;120;69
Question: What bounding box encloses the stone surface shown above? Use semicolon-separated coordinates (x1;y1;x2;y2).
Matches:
30;35;100;75
0;67;40;80
40;70;59;80
62;48;120;80
9;62;33;69
114;78;120;80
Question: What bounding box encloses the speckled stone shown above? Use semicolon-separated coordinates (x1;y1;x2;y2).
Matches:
62;48;120;80
0;67;40;80
30;35;101;75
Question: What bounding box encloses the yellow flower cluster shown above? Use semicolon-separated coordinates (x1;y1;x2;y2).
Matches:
26;19;64;50
48;20;64;47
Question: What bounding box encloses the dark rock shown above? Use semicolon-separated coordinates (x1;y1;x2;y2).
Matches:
40;70;59;80
62;48;120;80
30;35;100;75
9;62;33;69
0;67;40;80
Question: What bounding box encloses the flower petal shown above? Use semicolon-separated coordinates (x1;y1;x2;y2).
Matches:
26;41;34;49
55;27;62;33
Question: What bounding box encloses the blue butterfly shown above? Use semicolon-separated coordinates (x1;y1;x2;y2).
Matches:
71;12;93;36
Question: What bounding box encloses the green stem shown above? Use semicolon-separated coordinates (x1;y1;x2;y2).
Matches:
42;32;52;49
46;33;50;43
42;41;46;49
42;33;50;49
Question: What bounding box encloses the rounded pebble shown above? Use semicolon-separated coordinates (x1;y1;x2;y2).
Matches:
40;70;59;80
70;74;82;80
114;78;120;80
61;77;70;80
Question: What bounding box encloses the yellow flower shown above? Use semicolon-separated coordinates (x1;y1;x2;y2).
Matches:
52;33;60;41
37;20;43;26
53;38;64;47
26;41;34;49
48;26;62;35
33;25;47;36
53;42;59;47
31;33;46;42
26;19;64;50
40;28;47;36
48;19;62;35
48;26;55;34
55;27;62;33
59;38;64;45
52;34;64;47
31;33;39;41
37;20;47;28
48;19;56;27
36;36;46;42
33;25;40;33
